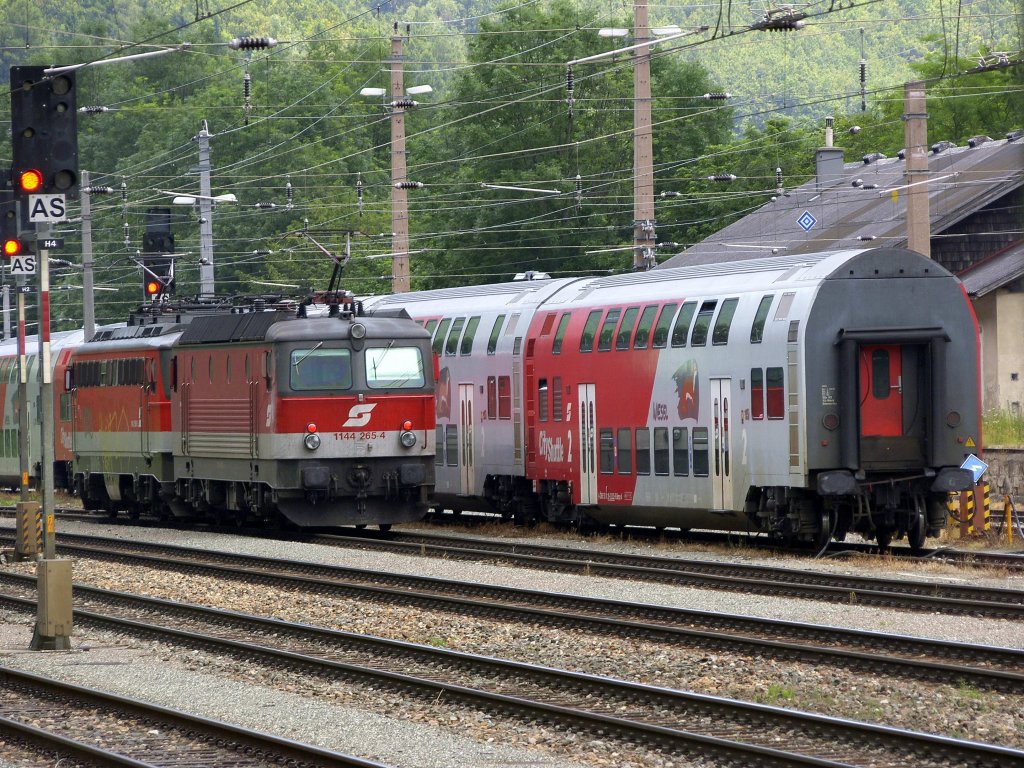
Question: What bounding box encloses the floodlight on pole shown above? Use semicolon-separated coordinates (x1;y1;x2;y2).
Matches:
360;87;387;97
406;85;433;95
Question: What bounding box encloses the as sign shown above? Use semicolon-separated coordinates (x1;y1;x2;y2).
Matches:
9;254;37;276
27;194;67;223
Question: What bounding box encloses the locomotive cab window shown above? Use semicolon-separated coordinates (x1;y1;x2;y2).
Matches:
290;348;353;391
366;347;425;389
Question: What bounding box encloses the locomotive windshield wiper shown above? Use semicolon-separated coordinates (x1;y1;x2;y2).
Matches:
292;341;323;368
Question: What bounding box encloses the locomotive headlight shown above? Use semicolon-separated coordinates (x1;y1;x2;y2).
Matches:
304;422;321;450
350;322;366;340
400;421;417;448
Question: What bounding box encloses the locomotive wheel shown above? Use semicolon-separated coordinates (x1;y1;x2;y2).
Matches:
907;509;927;552
378;524;392;532
811;508;834;558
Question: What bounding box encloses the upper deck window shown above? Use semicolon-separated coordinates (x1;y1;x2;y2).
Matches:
460;316;480;355
597;309;622;352
711;298;739;345
615;307;639;350
750;295;773;344
487;315;505;354
689;301;717;346
579;310;602;352
366;346;425;389
432;319;451;355
670;302;696;347
444;318;465;356
633;305;658;350
653;303;678;348
552;313;572;354
290;348;352;390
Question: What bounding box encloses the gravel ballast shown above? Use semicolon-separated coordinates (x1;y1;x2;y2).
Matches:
1;519;1022;767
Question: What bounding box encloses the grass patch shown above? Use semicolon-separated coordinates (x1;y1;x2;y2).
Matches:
982;409;1024;448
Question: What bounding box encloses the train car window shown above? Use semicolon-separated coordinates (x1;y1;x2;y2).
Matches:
505;314;520;336
635;427;651;475
498;376;512;419
487;376;497;419
599;428;615;473
487;315;505;354
750;368;765;419
60;393;72;422
654;427;669;475
788;320;800;343
432;318;451;355
552;313;572;354
597;309;622;352
540;313;556;336
617;428;632;474
444;318;465;356
552;376;563;422
445;425;459;466
773;292;796;321
672;427;689;476
435;427;445;466
290;348;353;391
670;302;696;347
692;427;710;476
750;295;774;343
460;316;480;356
711;298;739;345
366;347;425;389
579;310;602;352
766;366;785;418
633;305;658;349
538;378;549;422
690;301;717;346
872;349;891;399
424;319;438;336
615;307;640;351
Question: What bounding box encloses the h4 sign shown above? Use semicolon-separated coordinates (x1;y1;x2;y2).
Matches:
27;194;68;223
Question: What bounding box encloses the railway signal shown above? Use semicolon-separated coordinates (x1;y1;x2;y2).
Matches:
9;65;80;199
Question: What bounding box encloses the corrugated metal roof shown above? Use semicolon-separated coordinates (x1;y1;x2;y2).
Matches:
959;240;1024;297
659;137;1024;270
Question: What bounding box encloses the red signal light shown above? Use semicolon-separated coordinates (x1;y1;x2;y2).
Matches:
145;280;161;296
18;169;44;194
3;239;23;257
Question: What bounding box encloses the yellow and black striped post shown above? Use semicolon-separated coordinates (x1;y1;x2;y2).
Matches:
974;482;991;534
15;501;41;562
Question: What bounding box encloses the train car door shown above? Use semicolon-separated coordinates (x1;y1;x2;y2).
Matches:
858;343;925;467
577;383;597;505
711;378;733;510
458;383;475;495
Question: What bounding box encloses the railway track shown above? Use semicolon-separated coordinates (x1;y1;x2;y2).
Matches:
0;571;1020;768
0;664;384;767
304;529;1024;618
4;532;1024;694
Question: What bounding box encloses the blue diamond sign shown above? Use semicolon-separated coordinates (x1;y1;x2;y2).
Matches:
797;210;817;232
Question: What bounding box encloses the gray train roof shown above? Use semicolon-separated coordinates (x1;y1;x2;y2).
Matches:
659;137;1023;269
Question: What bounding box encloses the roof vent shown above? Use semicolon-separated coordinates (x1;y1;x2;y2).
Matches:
862;152;886;164
930;140;956;154
1007;129;1024;143
967;135;992;148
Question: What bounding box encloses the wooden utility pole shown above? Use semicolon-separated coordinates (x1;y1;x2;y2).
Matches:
633;0;656;270
903;81;931;258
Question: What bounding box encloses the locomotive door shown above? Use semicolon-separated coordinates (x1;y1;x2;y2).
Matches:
711;378;733;510
458;383;475;495
577;383;597;505
858;343;925;467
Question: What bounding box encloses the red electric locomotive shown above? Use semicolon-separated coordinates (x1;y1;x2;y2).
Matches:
65;295;435;528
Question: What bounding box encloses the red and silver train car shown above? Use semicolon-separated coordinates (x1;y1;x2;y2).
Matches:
7;299;436;528
363;247;981;548
0;330;84;490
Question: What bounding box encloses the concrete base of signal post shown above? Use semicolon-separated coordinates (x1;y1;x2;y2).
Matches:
29;558;73;651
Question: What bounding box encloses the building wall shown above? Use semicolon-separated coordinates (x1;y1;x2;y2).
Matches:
932;190;1024;273
995;290;1024;415
975;293;999;411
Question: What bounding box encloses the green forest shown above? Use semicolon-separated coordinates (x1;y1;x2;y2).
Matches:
0;0;1021;328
